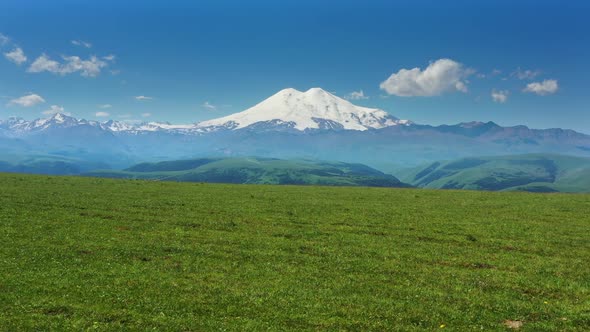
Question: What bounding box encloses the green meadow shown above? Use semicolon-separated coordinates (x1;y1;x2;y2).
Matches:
0;173;588;330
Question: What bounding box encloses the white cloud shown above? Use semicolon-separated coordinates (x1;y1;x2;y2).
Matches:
62;55;107;77
8;93;45;107
512;67;541;80
42;105;70;115
202;101;217;111
523;79;559;96
135;95;153;101
491;89;509;103
103;54;116;61
141;112;151;118
28;54;108;77
98;104;112;109
71;40;92;48
344;90;368;100
4;47;27;65
380;58;473;97
0;33;9;46
28;54;61;73
95;111;110;117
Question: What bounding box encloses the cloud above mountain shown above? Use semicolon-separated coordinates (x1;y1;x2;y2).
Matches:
491;90;509;103
512;67;541;80
0;33;9;46
8;93;46;107
202;101;217;111
380;58;473;97
4;47;27;65
28;54;112;77
43;105;70;116
71;40;92;48
344;90;368;100
524;79;559;95
1;34;116;77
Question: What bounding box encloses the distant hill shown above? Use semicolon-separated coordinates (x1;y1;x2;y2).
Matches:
0;155;110;176
85;157;411;188
2;89;590;169
397;154;590;192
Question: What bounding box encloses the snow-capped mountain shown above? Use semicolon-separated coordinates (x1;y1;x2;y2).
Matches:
1;89;589;173
0;88;410;136
1;88;589;171
100;119;136;132
132;122;197;133
0;113;95;135
196;88;410;131
0;113;199;136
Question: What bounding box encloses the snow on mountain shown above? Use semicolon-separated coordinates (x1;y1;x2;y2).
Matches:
196;87;409;131
133;122;196;132
98;119;196;133
1;113;91;135
29;113;87;130
101;120;136;132
0;114;201;136
0;88;409;136
0;117;30;134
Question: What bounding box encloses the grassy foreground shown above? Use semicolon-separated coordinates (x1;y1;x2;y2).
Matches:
0;173;588;331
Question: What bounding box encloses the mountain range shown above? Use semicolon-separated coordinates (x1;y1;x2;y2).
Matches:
0;88;410;136
1;87;590;171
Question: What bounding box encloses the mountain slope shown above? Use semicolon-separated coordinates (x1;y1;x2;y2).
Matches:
86;157;410;187
398;154;590;192
196;88;409;131
0;154;110;175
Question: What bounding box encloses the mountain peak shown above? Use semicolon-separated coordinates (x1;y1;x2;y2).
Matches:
305;87;329;94
196;87;408;131
27;112;79;129
49;112;71;123
274;87;329;94
277;87;300;94
459;121;500;129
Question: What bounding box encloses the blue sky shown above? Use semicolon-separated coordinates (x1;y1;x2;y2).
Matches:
1;0;589;132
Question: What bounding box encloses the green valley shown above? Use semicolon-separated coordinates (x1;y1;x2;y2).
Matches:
85;157;409;188
397;154;590;193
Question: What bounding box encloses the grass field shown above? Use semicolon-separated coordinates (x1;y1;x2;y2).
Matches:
0;173;589;330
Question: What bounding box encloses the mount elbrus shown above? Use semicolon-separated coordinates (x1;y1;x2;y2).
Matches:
1;88;589;168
